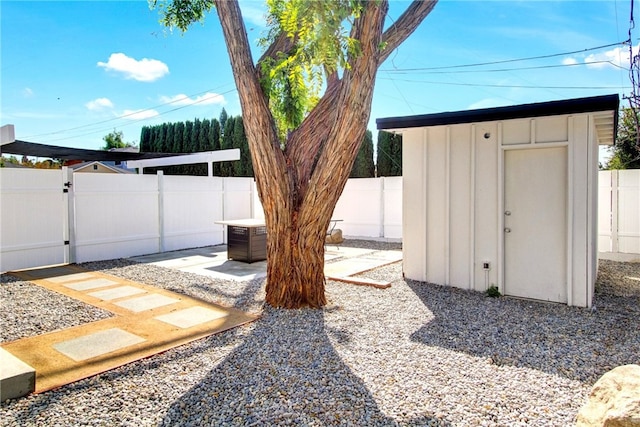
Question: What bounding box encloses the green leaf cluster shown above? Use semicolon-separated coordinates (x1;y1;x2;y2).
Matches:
260;0;363;140
150;0;214;32
605;107;640;169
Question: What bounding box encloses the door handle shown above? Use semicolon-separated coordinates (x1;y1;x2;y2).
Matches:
504;211;511;216
504;228;511;233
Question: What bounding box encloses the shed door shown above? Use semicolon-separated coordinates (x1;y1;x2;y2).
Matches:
504;147;567;303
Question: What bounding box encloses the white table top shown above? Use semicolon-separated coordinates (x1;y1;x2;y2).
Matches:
214;218;266;227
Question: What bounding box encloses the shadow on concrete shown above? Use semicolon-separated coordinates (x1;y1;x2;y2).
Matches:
406;279;640;384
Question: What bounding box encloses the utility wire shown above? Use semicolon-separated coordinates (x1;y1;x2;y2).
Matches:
386;60;626;75
21;84;236;140
381;40;631;73
379;77;630;90
37;87;238;143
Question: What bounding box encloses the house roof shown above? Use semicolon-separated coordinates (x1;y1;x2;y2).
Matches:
69;161;133;173
376;94;620;145
0;140;186;161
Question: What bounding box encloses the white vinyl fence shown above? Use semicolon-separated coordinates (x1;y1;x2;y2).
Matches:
5;167;635;273
1;170;402;272
599;169;640;254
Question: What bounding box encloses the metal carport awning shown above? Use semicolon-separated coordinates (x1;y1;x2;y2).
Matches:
0;125;240;176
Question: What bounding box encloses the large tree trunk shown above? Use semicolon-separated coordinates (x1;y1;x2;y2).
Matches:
214;0;436;308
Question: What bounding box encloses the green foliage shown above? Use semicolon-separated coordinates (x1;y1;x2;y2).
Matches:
486;285;501;298
0;155;62;169
151;0;366;142
220;115;236;176
605;107;640;169
259;0;363;140
101;129;136;151
376;131;402;176
350;130;375;178
140;113;232;176
150;0;215;32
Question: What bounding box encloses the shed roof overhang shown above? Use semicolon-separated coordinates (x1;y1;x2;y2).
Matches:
376;94;620;145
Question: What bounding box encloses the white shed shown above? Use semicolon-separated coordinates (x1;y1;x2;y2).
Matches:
377;94;619;307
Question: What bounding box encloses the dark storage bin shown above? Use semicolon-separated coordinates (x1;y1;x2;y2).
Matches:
227;225;267;263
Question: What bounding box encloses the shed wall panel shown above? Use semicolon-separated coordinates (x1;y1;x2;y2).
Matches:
426;127;447;285
473;124;499;291
502;119;530;145
536;116;568;143
449;125;472;288
570;115;589;307
402;128;427;281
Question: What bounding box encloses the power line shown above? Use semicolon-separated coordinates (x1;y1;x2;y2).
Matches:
378;77;630;90
381;40;631;73
21;84;236;140
385;60;626;75
38;87;238;143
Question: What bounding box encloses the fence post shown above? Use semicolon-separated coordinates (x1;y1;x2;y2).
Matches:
157;171;165;253
63;166;76;264
611;169;619;253
379;177;385;238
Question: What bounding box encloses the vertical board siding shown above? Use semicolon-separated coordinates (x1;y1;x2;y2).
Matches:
473;123;499;291
426;127;447;285
402;128;428;281
449;126;472;289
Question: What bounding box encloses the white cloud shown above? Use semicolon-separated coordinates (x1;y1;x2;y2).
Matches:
239;3;267;28
159;92;226;106
85;97;114;111
467;98;505;110
120;109;159;120
565;44;639;69
22;87;34;98
97;53;169;82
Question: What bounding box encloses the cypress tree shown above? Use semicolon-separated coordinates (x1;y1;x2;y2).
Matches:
199;119;210;152
376;131;402;176
220;115;235;176
350;130;374;178
192;119;201;152
210;118;221;175
232;116;252;176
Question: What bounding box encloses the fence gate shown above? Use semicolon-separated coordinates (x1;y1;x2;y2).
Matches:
0;168;71;272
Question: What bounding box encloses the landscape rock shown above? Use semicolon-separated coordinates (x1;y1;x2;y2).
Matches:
325;228;344;244
576;364;640;427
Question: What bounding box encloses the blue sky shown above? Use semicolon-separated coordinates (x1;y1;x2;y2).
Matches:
1;1;637;162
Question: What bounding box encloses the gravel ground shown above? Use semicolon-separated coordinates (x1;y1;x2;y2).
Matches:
1;241;639;426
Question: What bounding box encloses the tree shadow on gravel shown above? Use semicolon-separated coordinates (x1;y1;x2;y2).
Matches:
406;279;640;384
161;307;450;426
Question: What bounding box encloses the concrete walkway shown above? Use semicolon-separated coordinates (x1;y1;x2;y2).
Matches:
131;245;403;287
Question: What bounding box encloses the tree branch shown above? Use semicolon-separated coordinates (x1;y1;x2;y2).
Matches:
213;0;290;209
257;31;296;68
379;0;438;65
